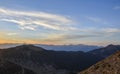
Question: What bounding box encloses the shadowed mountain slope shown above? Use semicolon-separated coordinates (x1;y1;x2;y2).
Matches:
88;44;120;58
0;44;120;74
0;59;36;74
79;51;120;74
0;45;102;74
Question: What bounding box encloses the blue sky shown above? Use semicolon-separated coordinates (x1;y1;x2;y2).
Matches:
0;0;120;45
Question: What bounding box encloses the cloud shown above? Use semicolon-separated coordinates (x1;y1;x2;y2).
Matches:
42;28;120;42
86;16;108;24
41;34;99;42
7;33;18;36
0;8;75;31
102;28;120;33
5;27;118;43
113;6;120;10
87;17;101;23
60;34;98;39
84;28;120;37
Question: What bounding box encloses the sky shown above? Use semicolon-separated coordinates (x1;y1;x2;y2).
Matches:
0;0;120;46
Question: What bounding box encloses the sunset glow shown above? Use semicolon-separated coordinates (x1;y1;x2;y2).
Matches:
0;0;120;46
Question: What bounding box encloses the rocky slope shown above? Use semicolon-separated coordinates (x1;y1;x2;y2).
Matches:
79;51;120;74
0;59;36;74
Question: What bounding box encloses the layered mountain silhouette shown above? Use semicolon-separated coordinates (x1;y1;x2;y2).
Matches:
88;44;120;58
0;44;101;52
0;44;120;74
78;51;120;74
0;45;102;74
35;44;101;52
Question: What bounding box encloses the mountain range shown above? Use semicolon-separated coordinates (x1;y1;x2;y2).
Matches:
0;44;101;52
0;44;120;74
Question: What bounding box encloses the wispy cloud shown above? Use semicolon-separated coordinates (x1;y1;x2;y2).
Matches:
113;6;120;10
40;34;99;42
7;33;18;36
0;8;75;31
102;28;120;33
59;34;98;39
86;16;108;24
84;28;120;37
42;28;120;42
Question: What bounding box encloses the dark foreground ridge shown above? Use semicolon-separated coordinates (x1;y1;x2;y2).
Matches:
0;59;36;74
79;51;120;74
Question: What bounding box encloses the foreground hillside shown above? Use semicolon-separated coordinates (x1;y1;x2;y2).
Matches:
79;51;120;74
0;45;102;74
0;59;36;74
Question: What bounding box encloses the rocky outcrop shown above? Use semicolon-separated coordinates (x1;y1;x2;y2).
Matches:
79;51;120;74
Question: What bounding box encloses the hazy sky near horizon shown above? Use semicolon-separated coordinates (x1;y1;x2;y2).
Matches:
0;0;120;45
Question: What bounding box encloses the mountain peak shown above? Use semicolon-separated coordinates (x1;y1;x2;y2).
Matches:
88;44;120;58
17;44;37;48
107;44;114;47
106;44;120;47
8;44;46;52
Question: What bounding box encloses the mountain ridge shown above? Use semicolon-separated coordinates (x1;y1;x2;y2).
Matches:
0;44;101;52
78;50;120;74
88;44;120;58
0;44;103;74
0;44;120;74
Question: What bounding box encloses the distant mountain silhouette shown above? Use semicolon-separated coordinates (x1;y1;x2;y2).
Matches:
35;44;101;52
0;45;102;74
78;51;120;74
0;44;101;52
88;44;120;58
